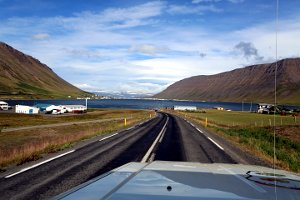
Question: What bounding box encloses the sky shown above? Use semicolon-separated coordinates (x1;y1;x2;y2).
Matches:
0;0;300;95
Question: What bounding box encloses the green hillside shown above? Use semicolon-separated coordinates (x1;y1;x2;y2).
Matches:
0;42;91;99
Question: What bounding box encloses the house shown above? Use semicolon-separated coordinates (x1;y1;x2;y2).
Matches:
45;105;67;114
44;104;87;114
174;106;197;111
214;107;224;111
64;105;87;113
15;105;39;114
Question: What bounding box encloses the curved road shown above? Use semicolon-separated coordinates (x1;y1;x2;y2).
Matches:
0;112;267;199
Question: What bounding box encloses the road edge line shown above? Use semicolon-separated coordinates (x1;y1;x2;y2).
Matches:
99;132;119;142
207;137;224;151
5;150;75;179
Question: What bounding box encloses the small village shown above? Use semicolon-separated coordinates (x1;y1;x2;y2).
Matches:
0;101;87;115
1;100;299;116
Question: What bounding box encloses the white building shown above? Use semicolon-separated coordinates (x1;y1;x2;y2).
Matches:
257;104;273;114
15;105;39;114
174;106;197;111
214;107;225;111
64;105;87;113
0;101;9;110
45;105;67;114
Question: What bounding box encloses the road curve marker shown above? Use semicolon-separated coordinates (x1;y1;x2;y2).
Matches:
5;150;75;179
207;137;224;151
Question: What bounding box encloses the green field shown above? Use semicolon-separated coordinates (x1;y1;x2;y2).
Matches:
181;109;299;127
171;109;300;173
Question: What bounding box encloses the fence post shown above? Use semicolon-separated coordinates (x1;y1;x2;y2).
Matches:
124;118;127;126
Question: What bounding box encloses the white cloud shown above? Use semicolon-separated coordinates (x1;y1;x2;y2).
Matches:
192;0;243;3
1;1;299;95
32;33;50;40
192;0;221;3
129;44;168;55
117;82;168;94
234;41;263;61
232;18;300;61
228;0;244;3
100;1;165;22
74;83;98;90
167;4;222;15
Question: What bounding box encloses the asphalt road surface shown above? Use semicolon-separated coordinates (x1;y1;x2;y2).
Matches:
0;112;268;199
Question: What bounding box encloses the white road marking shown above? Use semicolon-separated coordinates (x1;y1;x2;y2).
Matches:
126;126;135;131
141;117;169;163
99;132;119;142
5;150;75;178
207;137;224;151
159;128;166;143
149;153;156;162
196;128;203;133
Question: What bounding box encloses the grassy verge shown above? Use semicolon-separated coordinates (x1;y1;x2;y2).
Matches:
179;109;299;127
0;109;155;171
169;109;300;173
213;127;300;172
0;109;144;130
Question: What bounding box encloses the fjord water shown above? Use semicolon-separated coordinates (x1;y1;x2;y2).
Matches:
6;99;257;111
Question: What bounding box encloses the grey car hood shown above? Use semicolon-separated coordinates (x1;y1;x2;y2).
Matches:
55;161;300;200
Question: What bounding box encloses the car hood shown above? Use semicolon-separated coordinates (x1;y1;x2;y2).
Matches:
54;161;300;200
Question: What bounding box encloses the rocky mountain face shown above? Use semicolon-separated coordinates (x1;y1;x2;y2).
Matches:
154;58;300;105
0;42;89;99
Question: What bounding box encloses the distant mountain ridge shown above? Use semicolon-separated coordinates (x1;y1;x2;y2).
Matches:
154;58;300;105
0;42;90;99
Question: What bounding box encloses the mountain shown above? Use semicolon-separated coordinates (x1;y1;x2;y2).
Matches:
0;42;90;99
154;58;300;105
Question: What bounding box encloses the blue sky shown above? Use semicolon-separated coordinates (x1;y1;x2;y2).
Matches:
1;0;300;95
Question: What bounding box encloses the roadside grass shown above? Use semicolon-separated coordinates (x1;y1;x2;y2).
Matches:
213;127;300;172
170;109;300;173
0;109;144;130
0;110;154;171
179;109;299;127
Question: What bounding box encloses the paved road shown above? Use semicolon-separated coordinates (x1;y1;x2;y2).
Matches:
0;112;267;199
154;114;235;163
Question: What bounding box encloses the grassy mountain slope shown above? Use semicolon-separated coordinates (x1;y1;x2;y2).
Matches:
0;42;90;99
154;58;300;105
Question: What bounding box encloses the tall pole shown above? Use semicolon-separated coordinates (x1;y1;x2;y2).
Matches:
85;98;88;109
